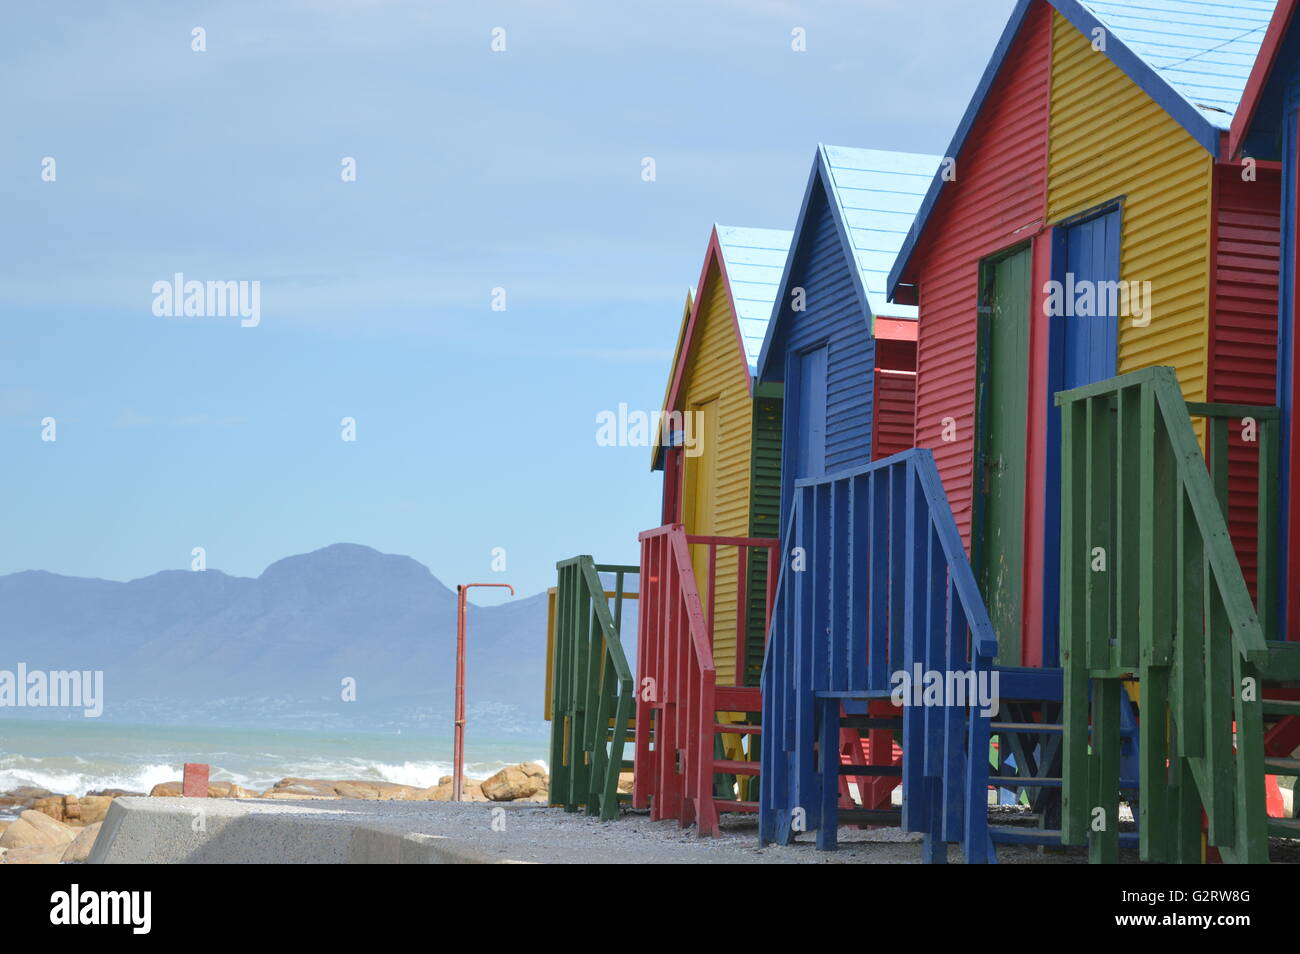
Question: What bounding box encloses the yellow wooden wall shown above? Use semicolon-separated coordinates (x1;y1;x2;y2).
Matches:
679;258;754;686
1048;10;1214;405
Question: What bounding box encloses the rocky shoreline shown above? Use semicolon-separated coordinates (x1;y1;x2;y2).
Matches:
0;760;574;864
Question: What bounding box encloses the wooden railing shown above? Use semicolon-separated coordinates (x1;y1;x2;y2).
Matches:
635;525;777;834
1057;366;1272;863
1185;399;1280;638
759;449;1000;862
547;556;638;821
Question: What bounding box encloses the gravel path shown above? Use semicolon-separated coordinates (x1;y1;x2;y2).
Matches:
90;797;1096;863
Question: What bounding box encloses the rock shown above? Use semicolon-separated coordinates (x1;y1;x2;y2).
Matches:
31;795;74;824
2;786;54;801
32;794;114;825
60;822;103;863
0;845;65;864
428;775;489;802
618;772;634;794
0;787;55;812
481;762;549;802
259;791;339;800
261;778;439;801
85;788;144;798
150;780;250;799
208;782;251;799
263;778;338;798
0;810;77;849
331;780;422;800
76;796;116;825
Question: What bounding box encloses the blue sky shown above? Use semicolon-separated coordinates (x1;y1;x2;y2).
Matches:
1;0;1017;602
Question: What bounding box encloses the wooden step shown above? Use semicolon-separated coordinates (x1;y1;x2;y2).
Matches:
815;689;894;700
1268;817;1300;838
1262;699;1300;716
989;776;1062;789
1265;641;1300;682
713;723;761;735
994;666;1064;702
840;715;903;730
715;686;761;711
991;722;1063;734
839;764;902;777
712;759;760;776
989;827;1062;846
989;827;1140;846
713;799;759;813
1264;757;1300;775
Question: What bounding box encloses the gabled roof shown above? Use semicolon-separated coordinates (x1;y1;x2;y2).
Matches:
1075;0;1276;130
715;226;794;376
652;225;792;471
889;0;1278;299
1229;0;1299;157
756;145;940;383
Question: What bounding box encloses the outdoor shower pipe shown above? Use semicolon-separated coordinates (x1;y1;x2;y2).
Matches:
453;582;515;802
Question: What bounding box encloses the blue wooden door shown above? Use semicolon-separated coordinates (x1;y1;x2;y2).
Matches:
1045;207;1122;665
796;345;828;481
1062;208;1120;388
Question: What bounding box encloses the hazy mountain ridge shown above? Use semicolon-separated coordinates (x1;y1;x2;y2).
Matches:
0;544;549;735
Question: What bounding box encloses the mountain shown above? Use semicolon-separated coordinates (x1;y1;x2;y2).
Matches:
0;544;550;736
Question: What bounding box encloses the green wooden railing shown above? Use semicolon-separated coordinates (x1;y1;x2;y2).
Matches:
1057;366;1274;864
547;556;638;821
1186;400;1280;640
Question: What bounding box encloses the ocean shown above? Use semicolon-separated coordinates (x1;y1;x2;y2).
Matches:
0;718;549;817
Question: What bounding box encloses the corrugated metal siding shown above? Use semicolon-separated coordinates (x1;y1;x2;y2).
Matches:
872;370;918;459
910;0;1054;548
1049;9;1215;408
749;396;783;539
680;262;753;686
778;184;878;527
1212;163;1282;595
744;395;783;686
827;337;877;472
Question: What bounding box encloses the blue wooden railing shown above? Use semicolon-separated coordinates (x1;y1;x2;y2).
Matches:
759;449;1000;862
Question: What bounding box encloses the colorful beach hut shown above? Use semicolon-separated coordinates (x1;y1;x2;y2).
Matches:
757;146;940;528
762;0;1297;864
884;0;1293;863
755;145;939;823
636;225;789;834
889;0;1282;670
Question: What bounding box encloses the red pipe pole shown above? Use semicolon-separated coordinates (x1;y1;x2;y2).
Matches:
453;582;515;801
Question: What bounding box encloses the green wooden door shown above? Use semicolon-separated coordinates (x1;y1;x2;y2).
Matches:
976;246;1031;666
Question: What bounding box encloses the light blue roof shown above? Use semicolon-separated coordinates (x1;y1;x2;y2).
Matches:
820;145;943;320
890;0;1278;300
715;225;793;376
1074;0;1277;129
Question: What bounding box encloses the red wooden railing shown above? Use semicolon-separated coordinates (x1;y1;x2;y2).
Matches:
634;524;778;835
